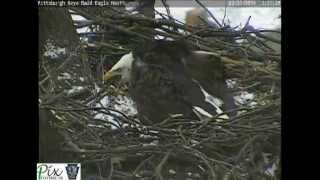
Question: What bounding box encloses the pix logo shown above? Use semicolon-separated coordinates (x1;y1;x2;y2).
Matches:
37;163;81;180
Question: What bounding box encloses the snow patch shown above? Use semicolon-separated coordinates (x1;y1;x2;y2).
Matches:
58;73;72;80
226;79;237;89
66;86;84;95
43;41;66;59
234;91;255;105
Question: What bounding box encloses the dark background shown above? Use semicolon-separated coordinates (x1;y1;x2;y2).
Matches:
1;0;309;179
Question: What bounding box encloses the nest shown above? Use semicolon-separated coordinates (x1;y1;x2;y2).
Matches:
39;6;281;180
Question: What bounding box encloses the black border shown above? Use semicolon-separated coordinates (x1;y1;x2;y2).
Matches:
282;0;312;178
281;0;289;178
21;0;292;179
8;0;38;179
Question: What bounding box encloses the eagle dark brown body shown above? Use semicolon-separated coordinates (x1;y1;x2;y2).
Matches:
129;40;233;124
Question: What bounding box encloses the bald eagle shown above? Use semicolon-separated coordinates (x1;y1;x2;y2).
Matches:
104;40;236;124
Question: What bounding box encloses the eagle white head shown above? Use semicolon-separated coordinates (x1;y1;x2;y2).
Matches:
185;8;219;29
103;51;216;82
103;52;134;82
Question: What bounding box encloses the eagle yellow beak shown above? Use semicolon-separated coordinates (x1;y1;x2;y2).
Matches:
103;70;120;82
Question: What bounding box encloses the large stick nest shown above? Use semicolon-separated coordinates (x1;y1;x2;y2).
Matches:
39;6;280;180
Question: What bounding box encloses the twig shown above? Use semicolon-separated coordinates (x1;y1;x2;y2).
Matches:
155;151;171;180
193;0;222;28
